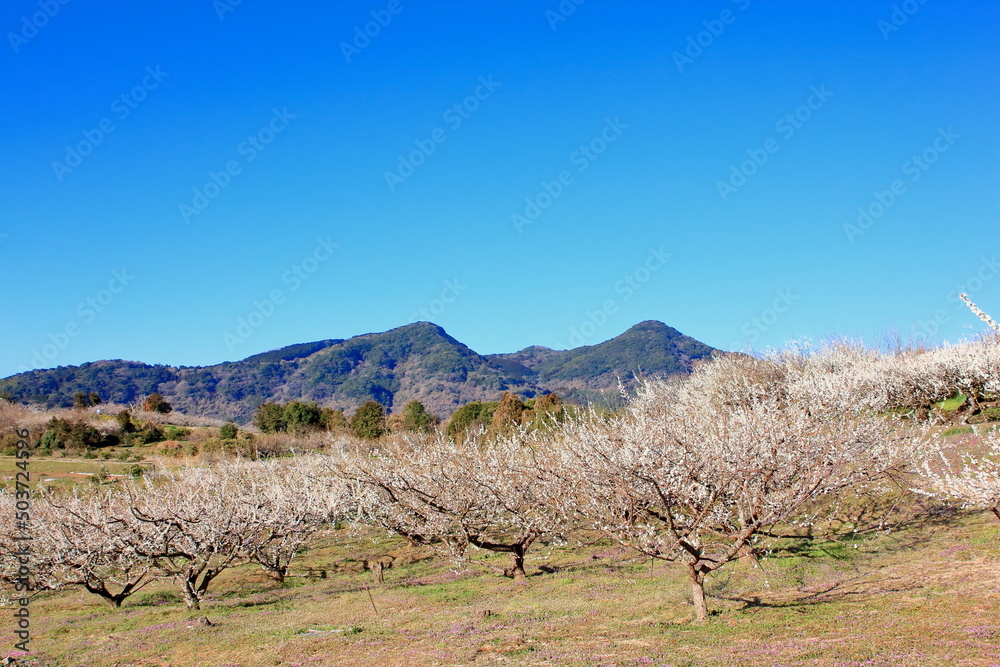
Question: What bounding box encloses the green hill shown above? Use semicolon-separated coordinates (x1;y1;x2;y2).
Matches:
0;321;718;422
486;321;717;406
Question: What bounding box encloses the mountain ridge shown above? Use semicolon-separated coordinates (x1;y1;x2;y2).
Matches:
0;321;718;422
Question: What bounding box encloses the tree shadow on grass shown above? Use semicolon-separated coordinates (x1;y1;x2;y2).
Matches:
713;557;932;614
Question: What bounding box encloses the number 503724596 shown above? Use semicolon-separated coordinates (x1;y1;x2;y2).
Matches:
15;428;33;487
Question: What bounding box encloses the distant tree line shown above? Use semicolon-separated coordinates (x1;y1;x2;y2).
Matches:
446;391;568;441
251;393;566;442
252;401;349;435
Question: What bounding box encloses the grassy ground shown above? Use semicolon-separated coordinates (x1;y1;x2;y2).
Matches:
4;506;999;667
0;456;146;490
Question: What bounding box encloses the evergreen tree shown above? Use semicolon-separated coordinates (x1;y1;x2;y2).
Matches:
253;403;288;433
283;401;323;433
401;400;438;433
445;401;498;441
350;401;387;440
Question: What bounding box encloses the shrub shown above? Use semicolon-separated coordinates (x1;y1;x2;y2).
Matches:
124;464;146;478
320;408;349;434
400;400;438;433
143;393;172;414
284;401;323;433
199;434;261;458
527;392;567;430
163;425;191;441
446;401;498;440
219;422;238;440
350;401;387;440
253;403;288;433
128;424;165;445
490;392;526;435
38;417;106;450
0;432;24;455
116;410;135;433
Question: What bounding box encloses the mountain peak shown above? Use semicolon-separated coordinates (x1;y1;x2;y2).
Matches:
392;321;445;332
370;321;455;340
624;320;678;335
0;321;717;421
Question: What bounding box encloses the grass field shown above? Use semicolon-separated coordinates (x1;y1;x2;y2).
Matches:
0;456;150;491
5;504;999;666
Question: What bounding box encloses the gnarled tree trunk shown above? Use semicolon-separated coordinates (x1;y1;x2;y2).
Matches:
509;544;527;581
690;572;708;623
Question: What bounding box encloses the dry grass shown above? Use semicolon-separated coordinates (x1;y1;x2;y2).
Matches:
4;508;999;666
3;405;999;665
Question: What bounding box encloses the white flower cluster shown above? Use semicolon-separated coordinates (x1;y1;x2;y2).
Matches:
0;457;342;610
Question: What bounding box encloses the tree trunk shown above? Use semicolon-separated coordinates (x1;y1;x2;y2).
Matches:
510;546;527;581
991;506;1000;523
689;570;708;623
183;576;201;610
84;582;130;609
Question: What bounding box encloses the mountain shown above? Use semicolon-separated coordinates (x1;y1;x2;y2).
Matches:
0;321;718;422
486;321;718;405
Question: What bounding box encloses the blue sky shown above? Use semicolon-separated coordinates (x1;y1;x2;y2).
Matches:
1;0;998;377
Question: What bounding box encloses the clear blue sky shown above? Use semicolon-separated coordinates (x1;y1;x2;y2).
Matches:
2;0;998;377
